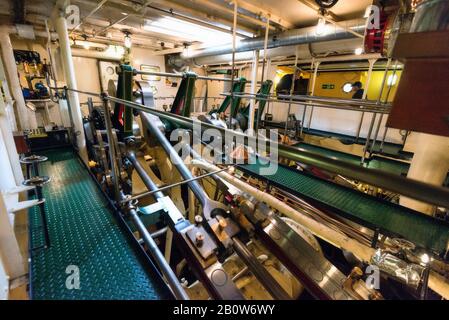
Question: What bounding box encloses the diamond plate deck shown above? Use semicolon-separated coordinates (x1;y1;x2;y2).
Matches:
29;148;169;300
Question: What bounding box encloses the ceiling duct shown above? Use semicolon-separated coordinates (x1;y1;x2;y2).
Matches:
182;18;366;60
190;38;363;66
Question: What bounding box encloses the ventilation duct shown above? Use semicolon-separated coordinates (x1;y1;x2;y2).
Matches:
182;18;366;60
191;38;364;66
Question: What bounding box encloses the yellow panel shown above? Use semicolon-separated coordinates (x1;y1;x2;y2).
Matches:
313;71;361;98
310;70;402;101
363;70;403;102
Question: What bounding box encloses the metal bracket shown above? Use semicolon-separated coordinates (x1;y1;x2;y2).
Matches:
140;196;184;226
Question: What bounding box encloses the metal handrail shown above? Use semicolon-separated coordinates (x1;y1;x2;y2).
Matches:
64;88;449;209
133;69;243;82
221;93;391;114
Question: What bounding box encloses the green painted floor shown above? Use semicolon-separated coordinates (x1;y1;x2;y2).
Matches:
29;148;168;300
239;158;449;256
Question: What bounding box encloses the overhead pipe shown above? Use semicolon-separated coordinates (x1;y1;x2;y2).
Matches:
183;18;366;59
194;38;365;66
54;14;88;163
0;28;31;130
69;0;109;36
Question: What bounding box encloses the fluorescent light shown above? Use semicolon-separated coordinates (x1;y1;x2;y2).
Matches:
143;17;243;46
354;47;363;55
124;34;132;48
387;74;398;87
342;82;353;93
316;18;327;36
421;253;430;265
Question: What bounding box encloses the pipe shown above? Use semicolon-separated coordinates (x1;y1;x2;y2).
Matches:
128;152;164;200
248;50;259;132
196;39;369;66
123;196;189;300
0;25;58;40
0;31;30;130
134;69;239;82
54;15;88;163
0;58;23;186
228;0;238;127
193;158;373;260
355;58;377;142
102;97;121;201
139;111;209;207
69;0;109;36
361;58;392;163
97;93;449;209
283;47;300;138
191;159;449;300
306;60;321;130
224;93;390;114
71;48;122;61
183;18;366;59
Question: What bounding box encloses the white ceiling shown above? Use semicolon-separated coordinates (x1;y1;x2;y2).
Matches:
242;0;373;26
0;0;375;49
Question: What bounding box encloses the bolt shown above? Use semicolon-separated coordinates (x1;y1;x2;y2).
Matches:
195;232;205;246
218;217;228;230
194;215;203;225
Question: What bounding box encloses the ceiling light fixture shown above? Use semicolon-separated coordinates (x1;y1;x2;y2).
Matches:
316;17;327;36
387;74;398;87
354;47;363;55
143;17;244;45
124;32;132;49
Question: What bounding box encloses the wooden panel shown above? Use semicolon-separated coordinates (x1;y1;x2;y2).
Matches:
393;31;449;59
387;58;449;137
13;134;29;154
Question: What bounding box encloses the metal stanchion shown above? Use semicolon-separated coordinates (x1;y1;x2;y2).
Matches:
307;60;321;131
361;59;391;163
228;1;238;129
355;58;377;142
101;93;121;201
254;18;270;132
377;60;400;153
283;47;300;141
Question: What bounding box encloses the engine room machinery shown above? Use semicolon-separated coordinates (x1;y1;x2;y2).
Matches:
75;62;449;301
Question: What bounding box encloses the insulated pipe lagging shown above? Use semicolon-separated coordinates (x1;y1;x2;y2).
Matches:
183;19;366;59
139;111;209;206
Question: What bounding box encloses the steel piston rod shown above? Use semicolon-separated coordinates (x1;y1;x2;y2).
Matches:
138;111;209;207
121;164;233;204
64;89;449;209
120;192;189;300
